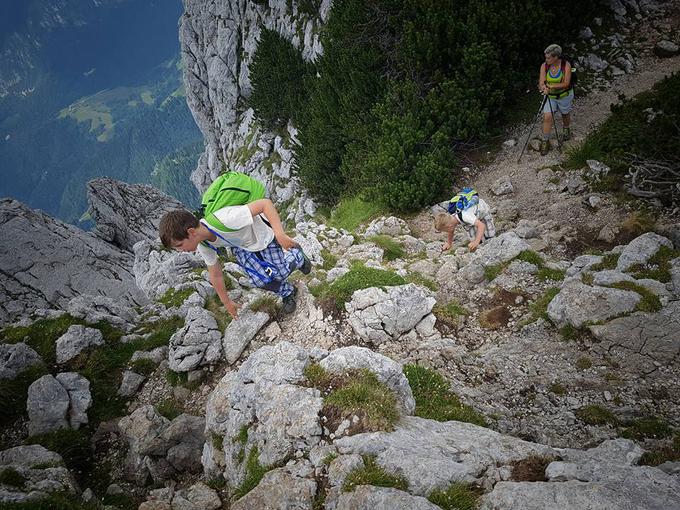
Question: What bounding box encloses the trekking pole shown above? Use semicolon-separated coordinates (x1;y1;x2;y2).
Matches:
517;94;548;163
547;92;562;151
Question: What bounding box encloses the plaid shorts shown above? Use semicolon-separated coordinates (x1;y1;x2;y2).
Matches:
232;240;304;298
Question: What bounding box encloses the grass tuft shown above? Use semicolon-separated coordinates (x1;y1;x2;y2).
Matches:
156;399;183;421
330;197;384;232
515;250;544;266
129;358;157;376
609;281;662;313
321;249;339;271
204;294;233;333
404;365;486;426
575;356;593;370
249;295;280;316
590;253;620;271
342;455;408;493
621;416;673;440
427;483;481;510
639;433;680;466
0;314;82;365
316;263;406;310
630;245;680;283
158;287;195;308
369;235;405;261
549;382;567;395
519;287;560;327
233;447;269;500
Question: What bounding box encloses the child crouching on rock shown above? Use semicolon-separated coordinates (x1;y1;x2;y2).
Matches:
434;187;496;252
159;198;311;319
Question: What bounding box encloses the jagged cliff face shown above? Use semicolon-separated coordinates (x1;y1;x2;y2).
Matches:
179;0;331;221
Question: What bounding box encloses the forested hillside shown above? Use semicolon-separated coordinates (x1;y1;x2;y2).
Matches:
248;0;605;212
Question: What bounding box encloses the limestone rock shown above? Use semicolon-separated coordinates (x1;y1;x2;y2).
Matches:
547;279;640;328
362;216;410;237
334;416;556;496
654;40;679;57
66;295;140;331
118;371;146;397
55;372;91;430
492;175;514;196
0;445;77;504
170;482;221;510
26;375;70;436
328;454;364;487
616;232;672;272
0;199;148;324
589;301;680;375
337;486;441;510
345;284;436;345
55;325;104;364
0;343;41;379
231;465;316;510
87;178;185;252
168;307;222;372
320;346;415;415
222;310;269;364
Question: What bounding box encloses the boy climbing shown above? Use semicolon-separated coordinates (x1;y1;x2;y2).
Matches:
434;187;496;252
159;172;311;319
538;43;574;155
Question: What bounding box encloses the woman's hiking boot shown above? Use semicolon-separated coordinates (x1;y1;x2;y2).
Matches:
563;127;571;141
282;287;298;314
539;139;550;156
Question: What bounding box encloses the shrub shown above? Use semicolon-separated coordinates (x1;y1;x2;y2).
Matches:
404;365;486;426
248;28;312;130
342;455;408;493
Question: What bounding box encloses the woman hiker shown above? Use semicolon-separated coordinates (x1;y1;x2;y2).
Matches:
538;44;573;155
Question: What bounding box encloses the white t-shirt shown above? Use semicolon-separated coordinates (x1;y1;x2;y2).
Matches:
197;205;274;266
458;198;490;226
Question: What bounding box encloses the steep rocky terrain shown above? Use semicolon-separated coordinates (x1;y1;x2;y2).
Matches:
1;0;679;509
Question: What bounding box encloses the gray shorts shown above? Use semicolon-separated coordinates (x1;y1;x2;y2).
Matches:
543;90;574;115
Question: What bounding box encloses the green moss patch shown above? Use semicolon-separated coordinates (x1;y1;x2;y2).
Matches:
621;416;673;441
630;245;680;283
608;281;662;313
158;287;195;308
404;365;486;426
315;263;406;310
342;455;408;493
233;447;269;500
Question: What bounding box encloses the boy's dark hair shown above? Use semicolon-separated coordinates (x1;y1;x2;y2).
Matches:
159;209;200;249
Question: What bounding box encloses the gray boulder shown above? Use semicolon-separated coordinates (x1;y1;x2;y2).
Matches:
0;199;148;324
479;439;680;510
87;178;184;252
320;347;415;415
0;343;41;379
566;255;603;277
222;310;269;364
362;216;410;237
118;371;146;397
66;295;139;332
55;372;91;430
55;325;104;364
654;40;679;57
492;175;514;196
616;232;672;272
168;307;222;372
337;486;441;510
589;301;680;375
672;257;680;296
334;416;556;496
231;465;316;510
26;375;70;436
0;445;77;504
133;240;207;302
345;284;436;345
170;482;221;510
547;279;640;328
328;454;364;487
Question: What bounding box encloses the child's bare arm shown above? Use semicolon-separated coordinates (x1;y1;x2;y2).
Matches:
247;199;298;250
468;220;486;251
208;261;240;319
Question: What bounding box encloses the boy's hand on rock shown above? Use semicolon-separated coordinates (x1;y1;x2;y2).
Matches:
225;301;241;320
276;232;299;250
468;240;480;252
442;241;452;252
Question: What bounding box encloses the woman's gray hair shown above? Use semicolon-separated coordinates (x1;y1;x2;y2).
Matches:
544;44;562;57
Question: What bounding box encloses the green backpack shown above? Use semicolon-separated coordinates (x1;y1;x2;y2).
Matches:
200;172;266;232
